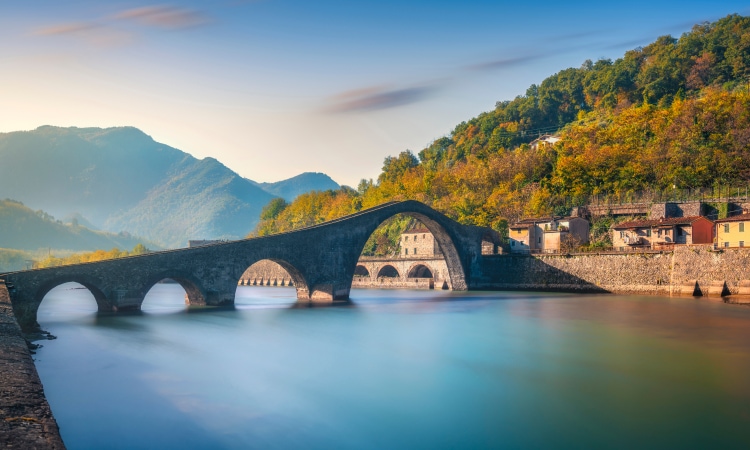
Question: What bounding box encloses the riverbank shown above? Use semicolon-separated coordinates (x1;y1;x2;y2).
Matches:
481;245;750;300
0;281;65;449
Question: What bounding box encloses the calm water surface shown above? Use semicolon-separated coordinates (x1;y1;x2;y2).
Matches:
34;284;750;449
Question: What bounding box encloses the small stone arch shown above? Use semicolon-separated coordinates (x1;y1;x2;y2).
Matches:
36;277;111;313
354;265;370;278
407;263;434;279
377;265;400;278
141;273;207;307
236;258;310;298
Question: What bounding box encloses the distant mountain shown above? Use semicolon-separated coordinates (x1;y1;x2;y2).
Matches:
0;199;156;252
105;157;274;246
0;126;274;247
256;172;340;201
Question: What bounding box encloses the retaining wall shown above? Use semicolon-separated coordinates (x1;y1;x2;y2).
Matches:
0;282;65;449
481;245;750;299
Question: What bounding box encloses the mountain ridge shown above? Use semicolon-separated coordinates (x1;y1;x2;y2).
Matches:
0;126;339;248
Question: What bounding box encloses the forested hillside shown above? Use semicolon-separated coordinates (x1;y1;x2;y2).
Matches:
253;14;750;241
0;199;155;251
0;198;156;272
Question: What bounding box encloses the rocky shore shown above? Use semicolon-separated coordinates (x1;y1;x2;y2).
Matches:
0;281;65;449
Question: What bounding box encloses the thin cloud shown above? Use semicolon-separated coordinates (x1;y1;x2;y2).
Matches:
33;22;99;36
32;22;132;47
324;85;438;113
113;5;211;29
466;54;543;72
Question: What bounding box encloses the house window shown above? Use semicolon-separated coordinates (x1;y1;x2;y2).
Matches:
405;248;408;255
724;242;730;248
677;227;683;236
423;234;426;238
741;223;745;232
724;224;730;233
413;248;417;255
537;237;541;244
741;241;745;248
646;229;651;237
619;231;625;239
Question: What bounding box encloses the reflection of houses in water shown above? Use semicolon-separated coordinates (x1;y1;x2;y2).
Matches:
238;229;455;290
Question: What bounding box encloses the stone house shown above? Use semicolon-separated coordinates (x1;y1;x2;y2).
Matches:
509;217;590;253
400;228;442;257
611;216;714;250
715;213;750;248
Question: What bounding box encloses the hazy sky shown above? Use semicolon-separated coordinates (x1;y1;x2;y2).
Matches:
2;1;748;187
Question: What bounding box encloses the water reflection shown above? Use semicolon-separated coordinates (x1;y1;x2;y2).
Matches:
35;285;750;449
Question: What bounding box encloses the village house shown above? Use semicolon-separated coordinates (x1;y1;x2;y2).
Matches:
529;134;561;151
611;216;713;250
509;216;589;253
715;213;750;248
400;228;442;257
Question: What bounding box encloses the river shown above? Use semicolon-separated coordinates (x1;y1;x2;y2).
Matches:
33;283;750;449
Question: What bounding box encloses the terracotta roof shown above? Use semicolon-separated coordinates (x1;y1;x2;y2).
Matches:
612;216;710;229
403;227;430;234
715;213;750;223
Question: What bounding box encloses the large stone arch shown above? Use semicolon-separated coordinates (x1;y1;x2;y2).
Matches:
347;207;468;294
140;271;207;307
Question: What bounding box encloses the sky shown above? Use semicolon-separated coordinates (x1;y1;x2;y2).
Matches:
1;1;749;187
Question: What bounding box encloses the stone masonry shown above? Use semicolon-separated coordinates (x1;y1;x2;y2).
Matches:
480;245;750;298
2;201;495;331
0;282;65;449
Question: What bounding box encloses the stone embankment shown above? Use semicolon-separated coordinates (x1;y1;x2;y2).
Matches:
0;281;65;449
482;245;750;301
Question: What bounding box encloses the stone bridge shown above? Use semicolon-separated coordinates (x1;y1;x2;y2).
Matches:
1;201;501;331
352;257;452;290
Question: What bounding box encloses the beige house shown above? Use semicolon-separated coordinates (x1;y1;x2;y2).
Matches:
509;217;589;253
400;228;442;257
611;216;714;250
715;213;750;248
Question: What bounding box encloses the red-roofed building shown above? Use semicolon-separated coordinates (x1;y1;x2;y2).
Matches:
611;216;714;250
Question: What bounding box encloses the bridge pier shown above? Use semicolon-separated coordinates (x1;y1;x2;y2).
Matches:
110;289;144;312
294;283;351;305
